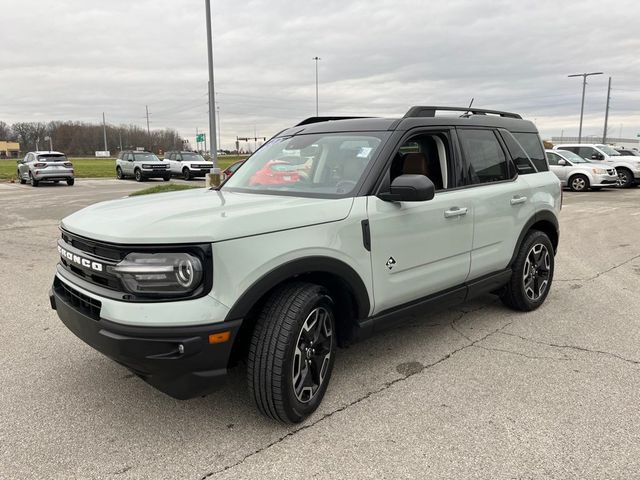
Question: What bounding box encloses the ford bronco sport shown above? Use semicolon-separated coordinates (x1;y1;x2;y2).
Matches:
50;106;561;423
115;150;171;182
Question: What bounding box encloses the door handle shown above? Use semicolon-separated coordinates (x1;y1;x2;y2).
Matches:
510;196;527;205
444;207;468;218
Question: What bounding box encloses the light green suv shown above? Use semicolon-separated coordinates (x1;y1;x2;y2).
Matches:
50;106;561;423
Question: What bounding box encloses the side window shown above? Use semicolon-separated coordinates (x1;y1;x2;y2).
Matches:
577;147;594;159
511;132;548;172
546;152;560;166
499;129;536;175
168;153;174;160
389;131;452;190
559;146;576;154
458;129;509;185
176;154;182;161
126;153;134;161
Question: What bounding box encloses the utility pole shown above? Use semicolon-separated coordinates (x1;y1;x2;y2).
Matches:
102;112;108;152
145;105;151;151
313;56;321;116
568;71;603;143
205;0;218;167
216;105;221;151
196;127;199;151
118;131;123;151
603;76;612;144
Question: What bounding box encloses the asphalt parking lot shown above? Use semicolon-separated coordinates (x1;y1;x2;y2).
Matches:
1;180;639;479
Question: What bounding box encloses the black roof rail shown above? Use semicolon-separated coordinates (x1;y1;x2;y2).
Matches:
296;116;373;126
404;106;522;119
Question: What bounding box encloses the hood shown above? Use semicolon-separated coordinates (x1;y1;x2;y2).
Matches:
585;162;614;170
61;188;354;244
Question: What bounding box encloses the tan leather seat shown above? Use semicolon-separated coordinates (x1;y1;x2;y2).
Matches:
402;152;430;177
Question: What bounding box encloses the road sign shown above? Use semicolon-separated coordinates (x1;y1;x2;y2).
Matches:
196;133;206;142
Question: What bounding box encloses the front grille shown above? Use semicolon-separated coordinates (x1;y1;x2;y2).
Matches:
59;232;123;290
54;277;102;320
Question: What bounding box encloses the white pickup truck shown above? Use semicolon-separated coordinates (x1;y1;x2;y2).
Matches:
164;151;214;180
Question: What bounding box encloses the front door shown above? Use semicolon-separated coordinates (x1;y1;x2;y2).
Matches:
366;129;474;314
546;151;567;184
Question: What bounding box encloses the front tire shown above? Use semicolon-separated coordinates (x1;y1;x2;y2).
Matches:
30;173;39;187
248;282;336;423
163;175;171;182
116;167;124;180
67;178;75;186
501;230;555;311
18;171;26;184
569;174;589;192
182;168;191;181
134;169;143;182
616;168;634;188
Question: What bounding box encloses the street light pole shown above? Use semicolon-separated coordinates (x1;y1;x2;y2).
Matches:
205;0;218;168
313;56;321;116
568;72;603;143
102;112;108;152
603;76;612;144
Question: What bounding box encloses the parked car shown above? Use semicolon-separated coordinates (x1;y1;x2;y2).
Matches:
50;105;560;423
222;159;245;179
164;151;214;180
554;143;640;188
17;151;74;187
546;149;618;191
615;148;640;157
248;160;300;186
115;150;170;182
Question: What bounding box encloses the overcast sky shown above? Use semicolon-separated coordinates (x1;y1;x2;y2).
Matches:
2;0;640;149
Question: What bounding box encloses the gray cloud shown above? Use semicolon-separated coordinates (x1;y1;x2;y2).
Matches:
1;0;639;149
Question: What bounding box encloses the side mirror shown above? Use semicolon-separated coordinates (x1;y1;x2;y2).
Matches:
591;153;603;160
379;174;435;202
558;159;567;166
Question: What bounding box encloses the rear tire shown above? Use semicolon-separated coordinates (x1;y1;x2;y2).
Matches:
116;167;124;180
569;174;589;192
248;282;336;423
134;169;143;182
501;230;554;312
67;178;74;186
182;168;191;181
616;168;634;188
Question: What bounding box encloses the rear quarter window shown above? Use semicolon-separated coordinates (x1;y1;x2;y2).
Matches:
512;132;548;172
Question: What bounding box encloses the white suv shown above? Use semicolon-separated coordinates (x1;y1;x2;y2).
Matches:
115;150;170;182
50;106;561;423
554;143;640;188
164;151;214;180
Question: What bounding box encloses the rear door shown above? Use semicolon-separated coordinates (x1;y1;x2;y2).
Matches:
457;128;535;280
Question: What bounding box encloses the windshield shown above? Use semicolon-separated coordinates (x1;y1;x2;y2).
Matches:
222;132;389;197
133;153;160;162
596;144;620;156
37;154;67;162
557;150;588;163
181;152;206;162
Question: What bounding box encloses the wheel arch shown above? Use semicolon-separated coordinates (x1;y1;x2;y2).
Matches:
567;171;591;185
226;256;371;363
510;210;559;266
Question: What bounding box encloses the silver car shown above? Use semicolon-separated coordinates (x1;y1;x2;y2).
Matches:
546;149;618;191
17;151;75;187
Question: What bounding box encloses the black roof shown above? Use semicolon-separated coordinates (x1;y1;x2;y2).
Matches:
279;106;537;137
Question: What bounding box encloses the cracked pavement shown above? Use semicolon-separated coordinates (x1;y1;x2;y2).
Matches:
1;181;639;479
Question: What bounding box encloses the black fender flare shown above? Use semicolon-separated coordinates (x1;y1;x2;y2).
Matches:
225;256;371;321
509;210;559;266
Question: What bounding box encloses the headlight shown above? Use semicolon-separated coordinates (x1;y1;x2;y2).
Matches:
592;168;606;174
108;252;203;296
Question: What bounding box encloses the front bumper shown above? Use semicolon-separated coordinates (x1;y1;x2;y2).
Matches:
50;277;242;399
591;173;619;187
188;169;212;177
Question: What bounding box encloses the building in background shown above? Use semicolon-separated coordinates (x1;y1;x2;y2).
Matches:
550;136;640;150
0;141;20;158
